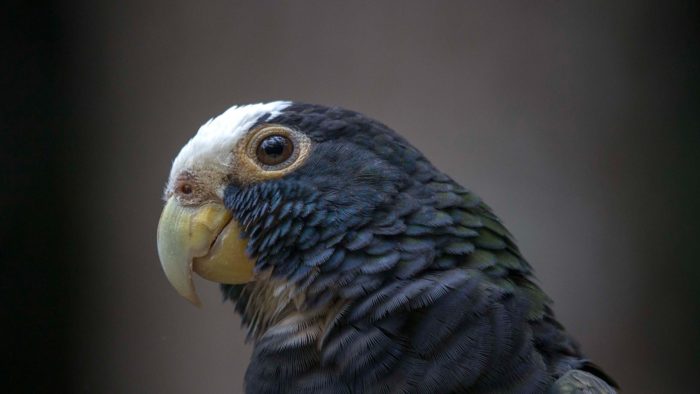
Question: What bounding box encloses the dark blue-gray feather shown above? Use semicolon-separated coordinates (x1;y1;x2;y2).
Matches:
218;103;616;394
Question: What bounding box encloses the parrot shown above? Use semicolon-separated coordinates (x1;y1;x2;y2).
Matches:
156;101;618;393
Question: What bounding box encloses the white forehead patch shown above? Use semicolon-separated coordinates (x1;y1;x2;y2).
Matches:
168;101;291;187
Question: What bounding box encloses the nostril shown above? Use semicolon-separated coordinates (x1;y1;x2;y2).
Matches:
179;183;193;195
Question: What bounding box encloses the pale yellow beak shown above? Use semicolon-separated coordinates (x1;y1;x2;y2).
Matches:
156;197;254;306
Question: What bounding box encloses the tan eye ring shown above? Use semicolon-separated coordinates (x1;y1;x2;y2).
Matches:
244;125;310;172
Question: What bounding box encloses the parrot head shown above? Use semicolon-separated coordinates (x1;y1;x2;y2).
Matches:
158;101;423;308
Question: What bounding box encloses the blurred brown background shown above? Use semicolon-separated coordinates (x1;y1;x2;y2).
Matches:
3;1;699;393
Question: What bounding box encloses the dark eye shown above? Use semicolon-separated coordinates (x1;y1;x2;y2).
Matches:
256;134;293;166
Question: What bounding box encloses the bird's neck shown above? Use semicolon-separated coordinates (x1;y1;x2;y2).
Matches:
235;276;346;343
236;278;358;393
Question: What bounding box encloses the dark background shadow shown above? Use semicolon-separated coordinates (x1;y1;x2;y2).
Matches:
3;1;699;393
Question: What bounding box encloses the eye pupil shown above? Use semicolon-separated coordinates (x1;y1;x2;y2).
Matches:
256;134;293;166
261;136;286;156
